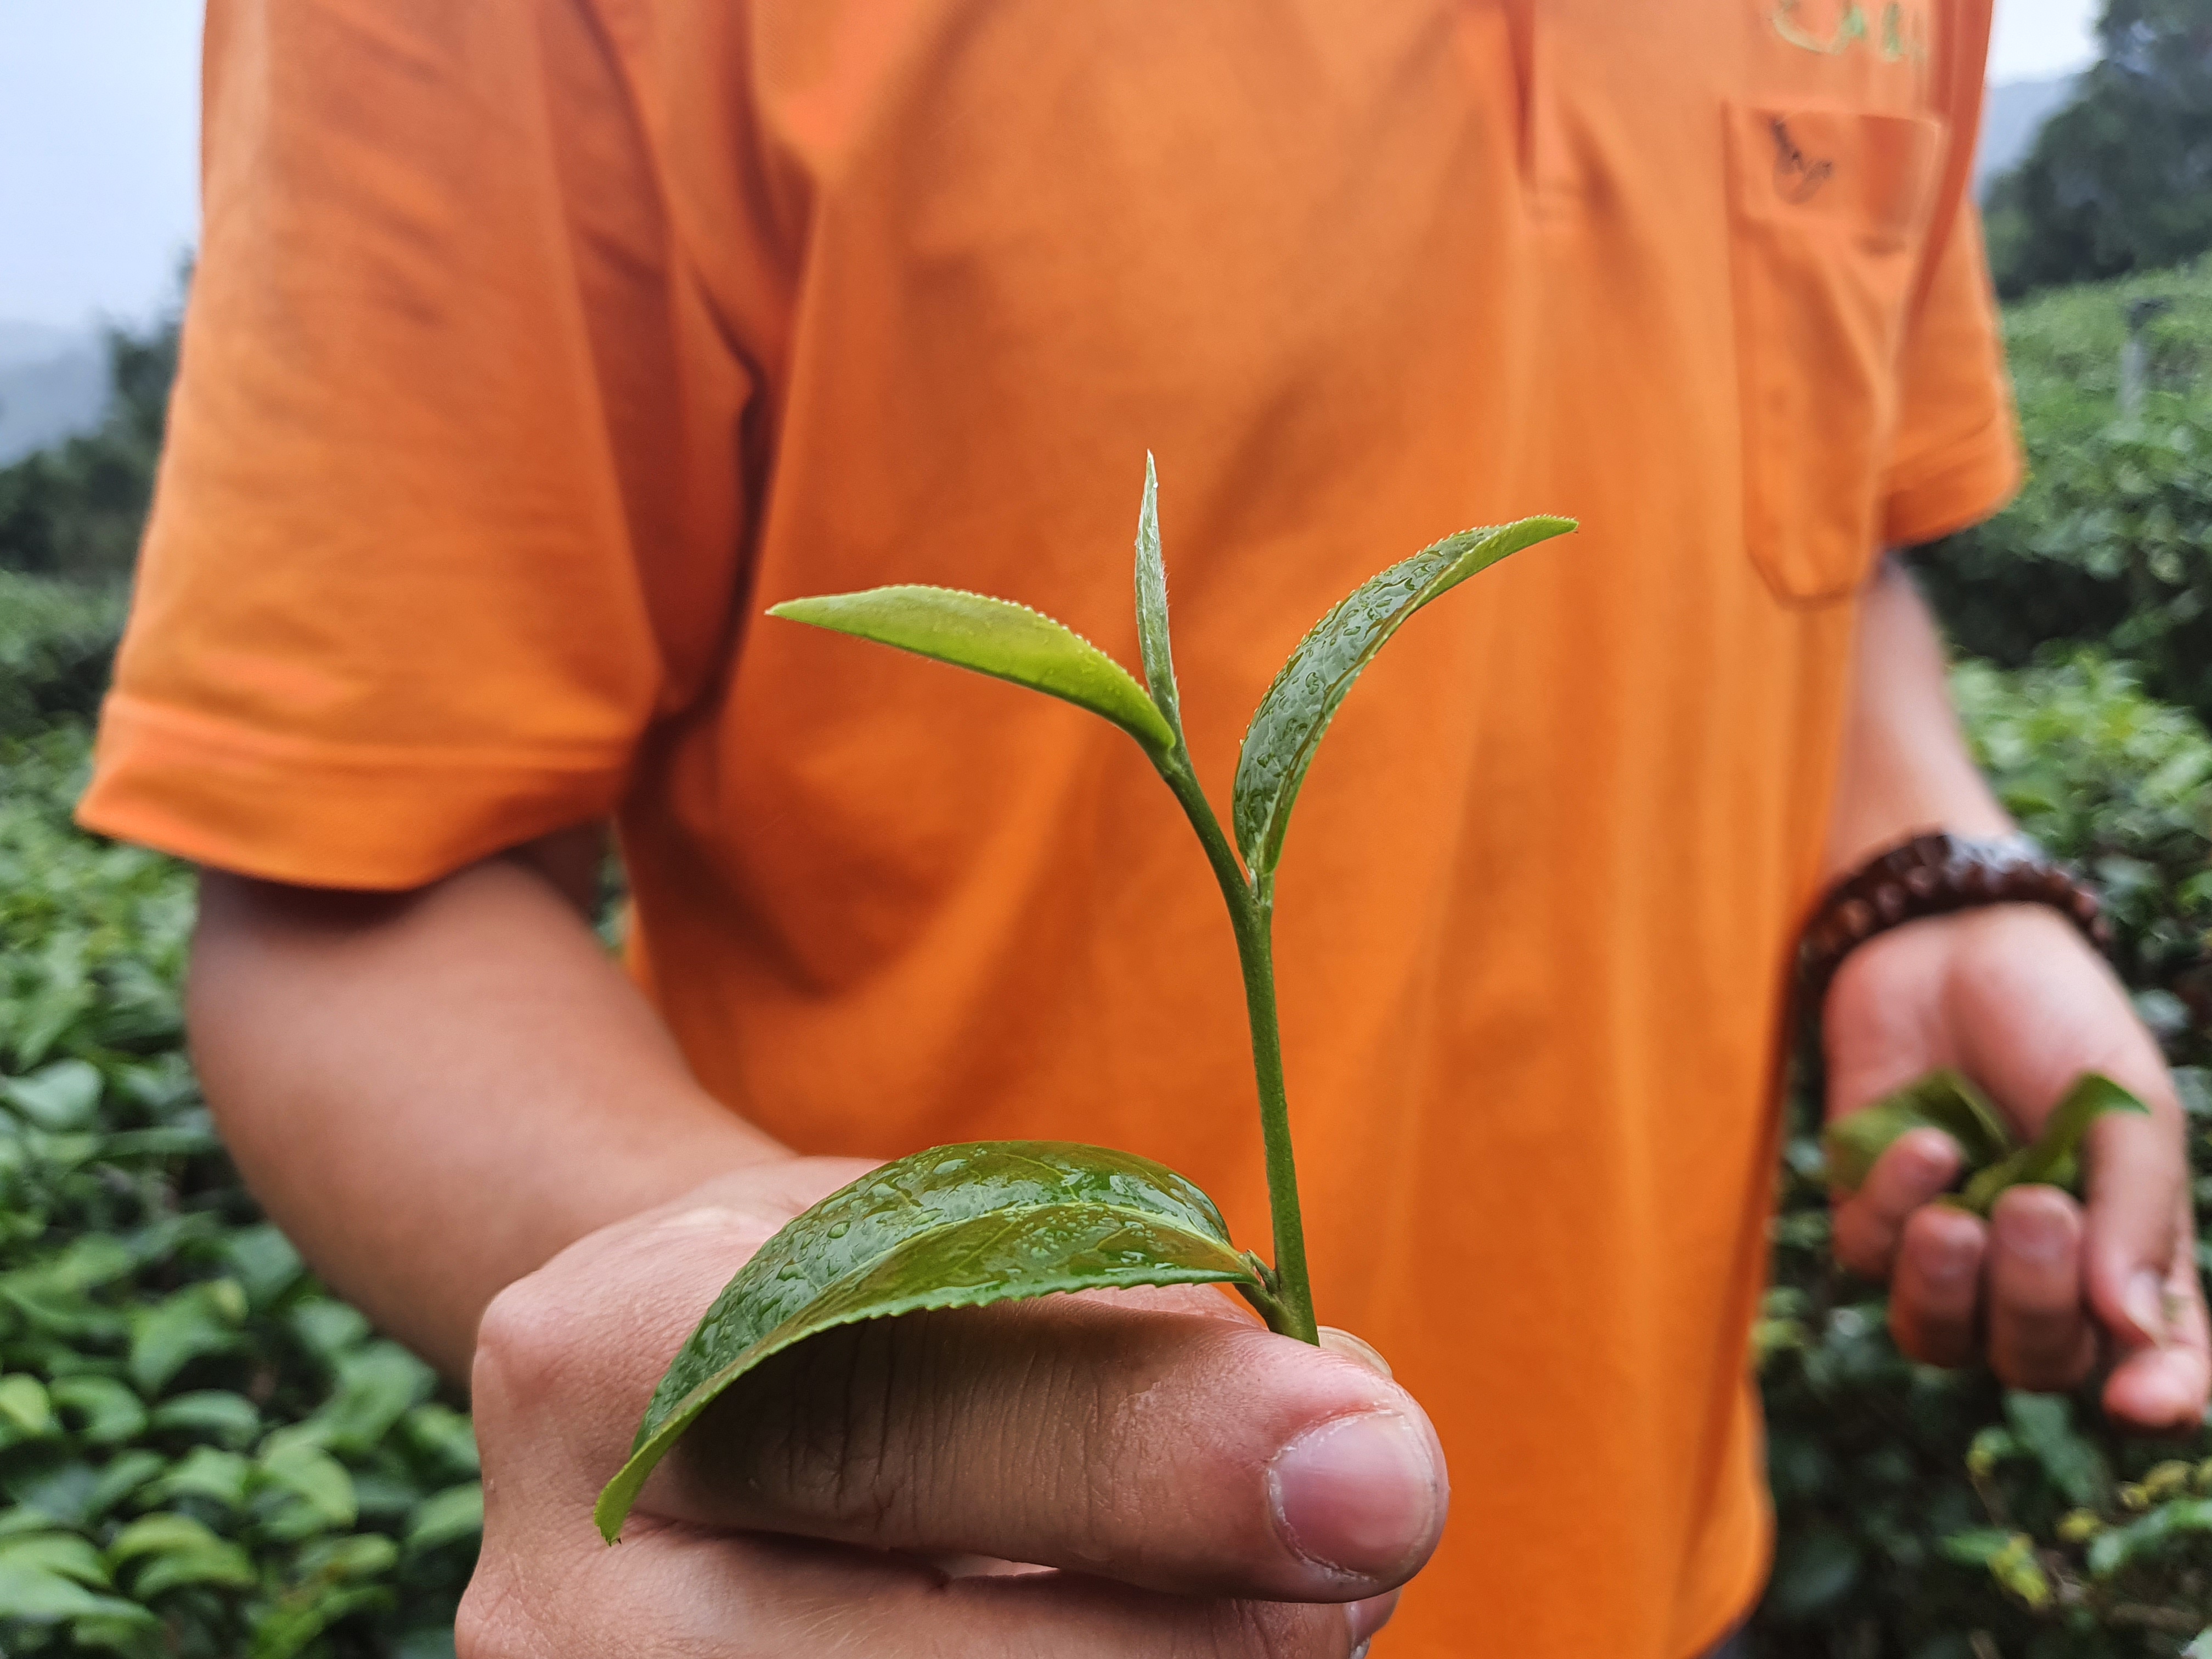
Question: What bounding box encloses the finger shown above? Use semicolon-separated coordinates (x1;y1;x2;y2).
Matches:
1832;1128;1962;1279
463;1523;1379;1659
654;1292;1447;1601
2103;1204;2212;1432
1986;1186;2097;1393
1888;1203;1987;1369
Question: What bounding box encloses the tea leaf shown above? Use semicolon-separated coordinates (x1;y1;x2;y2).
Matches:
50;1376;149;1446
770;586;1175;753
1825;1070;2016;1193
3;1060;104;1131
400;1483;484;1556
0;1558;146;1623
1827;1071;2151;1216
595;1142;1261;1542
1132;454;1183;747
1232;517;1573;882
148;1391;259;1449
1957;1073;2150;1215
0;1531;111;1588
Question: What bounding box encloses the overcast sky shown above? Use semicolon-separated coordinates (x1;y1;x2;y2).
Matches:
0;0;2109;331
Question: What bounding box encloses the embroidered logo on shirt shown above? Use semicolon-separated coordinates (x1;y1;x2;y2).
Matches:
1769;0;1928;62
1769;116;1835;202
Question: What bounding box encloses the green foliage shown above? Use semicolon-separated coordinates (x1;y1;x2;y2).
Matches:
0;714;478;1657
1955;1076;2152;1215
1752;655;2212;1657
1985;0;2212;297
1826;1071;2015;1193
1826;1071;2150;1217
0;573;128;741
1927;270;2208;675
1951;654;2212;1019
595;1141;1265;1541
1919;262;2212;725
0;307;178;580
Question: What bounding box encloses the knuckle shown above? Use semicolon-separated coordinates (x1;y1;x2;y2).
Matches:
471;1272;577;1421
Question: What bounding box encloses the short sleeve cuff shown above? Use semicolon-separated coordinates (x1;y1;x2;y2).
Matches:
1882;412;2025;549
76;692;630;890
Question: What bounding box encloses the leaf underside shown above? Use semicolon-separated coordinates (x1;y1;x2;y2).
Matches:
1132;453;1184;747
1825;1070;2148;1216
1231;516;1576;882
594;1142;1259;1543
770;586;1175;754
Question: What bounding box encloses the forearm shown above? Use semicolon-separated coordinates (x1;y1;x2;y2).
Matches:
1824;554;2012;880
189;848;784;1379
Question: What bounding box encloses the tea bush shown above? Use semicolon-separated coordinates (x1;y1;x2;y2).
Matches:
1918;262;2212;726
0;715;478;1656
0;307;177;582
0;574;126;742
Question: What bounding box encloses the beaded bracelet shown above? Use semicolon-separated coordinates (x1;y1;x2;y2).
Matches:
1798;831;2112;1002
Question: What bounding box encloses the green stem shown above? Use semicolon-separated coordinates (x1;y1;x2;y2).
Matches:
1155;753;1321;1345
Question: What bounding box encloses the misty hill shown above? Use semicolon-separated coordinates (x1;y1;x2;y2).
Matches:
0;324;106;465
1978;73;2081;198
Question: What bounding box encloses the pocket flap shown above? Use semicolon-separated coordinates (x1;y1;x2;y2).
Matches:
1727;105;1942;251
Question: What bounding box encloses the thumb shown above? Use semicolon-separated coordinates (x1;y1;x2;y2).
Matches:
659;1292;1449;1600
2081;1077;2187;1353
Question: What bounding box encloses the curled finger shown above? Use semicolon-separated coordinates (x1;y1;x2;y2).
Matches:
1832;1127;1962;1280
1987;1186;2096;1394
1888;1203;1986;1369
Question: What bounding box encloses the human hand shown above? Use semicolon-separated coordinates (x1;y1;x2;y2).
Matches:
1824;904;2209;1430
457;1157;1445;1656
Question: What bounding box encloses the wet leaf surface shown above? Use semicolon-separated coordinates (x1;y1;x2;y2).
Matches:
1232;517;1573;882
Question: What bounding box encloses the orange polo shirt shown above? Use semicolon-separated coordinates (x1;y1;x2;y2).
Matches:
82;2;2018;1652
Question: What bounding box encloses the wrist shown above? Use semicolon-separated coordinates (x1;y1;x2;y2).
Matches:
1822;798;2015;888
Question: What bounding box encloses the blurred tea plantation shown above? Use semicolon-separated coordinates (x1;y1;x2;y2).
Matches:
0;324;481;1655
3;280;2212;1656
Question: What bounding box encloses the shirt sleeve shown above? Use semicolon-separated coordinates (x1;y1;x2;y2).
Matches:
1880;199;2023;548
1878;3;2023;549
77;0;757;889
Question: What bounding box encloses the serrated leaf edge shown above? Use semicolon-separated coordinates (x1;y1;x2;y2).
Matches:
769;584;1175;752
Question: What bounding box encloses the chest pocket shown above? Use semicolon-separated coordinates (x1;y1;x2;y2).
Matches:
1725;102;1943;605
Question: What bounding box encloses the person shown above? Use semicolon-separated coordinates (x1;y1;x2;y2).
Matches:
79;2;2209;1655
